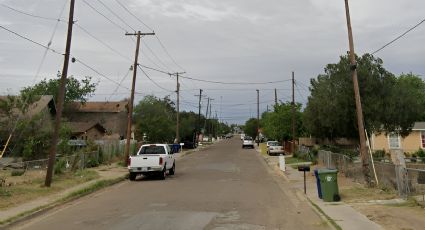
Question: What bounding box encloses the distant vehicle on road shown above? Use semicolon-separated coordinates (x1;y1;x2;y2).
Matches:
225;133;233;139
242;136;254;149
266;141;284;155
127;144;176;181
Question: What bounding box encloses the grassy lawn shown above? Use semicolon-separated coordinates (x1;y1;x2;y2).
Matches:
0;170;99;210
285;156;310;165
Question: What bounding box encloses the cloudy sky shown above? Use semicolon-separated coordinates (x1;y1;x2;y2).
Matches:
1;0;424;124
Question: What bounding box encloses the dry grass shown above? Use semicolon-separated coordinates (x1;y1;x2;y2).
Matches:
0;170;99;210
339;184;398;203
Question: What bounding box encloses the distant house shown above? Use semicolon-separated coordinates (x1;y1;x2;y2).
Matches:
64;101;128;140
66;121;107;141
371;122;425;154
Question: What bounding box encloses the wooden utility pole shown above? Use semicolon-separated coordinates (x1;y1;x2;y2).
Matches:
274;88;278;109
172;72;185;143
344;0;371;185
291;71;296;154
204;97;210;134
45;0;75;187
256;89;260;146
195;89;203;143
124;31;155;165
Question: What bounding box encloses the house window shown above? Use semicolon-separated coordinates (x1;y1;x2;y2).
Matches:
421;132;425;148
388;133;400;149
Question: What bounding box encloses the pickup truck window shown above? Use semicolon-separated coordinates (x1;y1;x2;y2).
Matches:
138;146;166;155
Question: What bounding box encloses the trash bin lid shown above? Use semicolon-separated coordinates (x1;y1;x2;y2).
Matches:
317;169;338;174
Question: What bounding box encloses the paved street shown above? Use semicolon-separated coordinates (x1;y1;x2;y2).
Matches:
13;138;330;230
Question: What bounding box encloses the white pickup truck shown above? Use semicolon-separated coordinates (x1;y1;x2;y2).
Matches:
127;144;176;181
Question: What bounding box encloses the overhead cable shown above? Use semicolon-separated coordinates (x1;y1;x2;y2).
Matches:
372;18;425;55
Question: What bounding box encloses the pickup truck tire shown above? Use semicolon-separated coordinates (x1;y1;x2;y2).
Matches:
159;165;167;180
169;162;175;175
129;172;137;181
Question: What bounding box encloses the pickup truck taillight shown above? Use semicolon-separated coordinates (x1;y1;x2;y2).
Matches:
127;157;131;166
159;157;163;165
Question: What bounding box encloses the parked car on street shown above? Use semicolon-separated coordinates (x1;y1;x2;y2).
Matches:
242;136;254;149
127;144;176;181
240;133;245;140
266;141;284;155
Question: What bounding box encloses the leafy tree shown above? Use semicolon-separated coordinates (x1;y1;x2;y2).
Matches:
20;73;97;105
261;102;303;141
243;118;258;138
133;95;176;143
303;53;425;140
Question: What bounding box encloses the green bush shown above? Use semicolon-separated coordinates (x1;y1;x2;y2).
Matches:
11;170;25;176
85;157;99;168
54;158;67;175
373;149;386;158
415;148;425;158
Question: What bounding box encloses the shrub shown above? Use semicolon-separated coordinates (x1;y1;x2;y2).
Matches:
373;150;386;158
11;170;25;176
85;157;99;168
415;148;425;158
54;158;67;175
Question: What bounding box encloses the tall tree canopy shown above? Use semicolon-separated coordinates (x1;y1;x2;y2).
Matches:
261;102;304;141
20;74;97;104
303;53;425;139
243;118;258;138
134;95;176;143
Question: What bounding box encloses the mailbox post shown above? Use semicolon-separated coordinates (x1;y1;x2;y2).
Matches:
298;165;311;194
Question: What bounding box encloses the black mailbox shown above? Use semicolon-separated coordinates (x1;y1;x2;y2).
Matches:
298;165;311;172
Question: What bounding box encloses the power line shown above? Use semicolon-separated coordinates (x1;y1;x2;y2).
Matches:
96;0;135;32
179;75;292;85
0;3;65;22
0;25;62;55
372;18;425;55
154;35;186;72
81;0;128;32
114;0;154;31
108;66;132;101
137;65;174;92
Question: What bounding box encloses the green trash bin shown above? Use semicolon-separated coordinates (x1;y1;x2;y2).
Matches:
317;169;340;202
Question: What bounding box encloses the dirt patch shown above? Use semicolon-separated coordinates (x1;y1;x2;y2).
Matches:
338;173;425;230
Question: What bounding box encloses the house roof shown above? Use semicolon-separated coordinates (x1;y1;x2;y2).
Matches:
65;101;128;113
0;95;55;119
65;121;106;134
412;122;425;131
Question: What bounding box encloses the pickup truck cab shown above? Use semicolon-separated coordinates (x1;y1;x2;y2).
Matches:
127;144;176;181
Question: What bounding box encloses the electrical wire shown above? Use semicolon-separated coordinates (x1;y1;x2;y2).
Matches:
96;0;135;32
81;0;128;32
154;35;186;72
0;25;62;55
107;67;132;101
0;3;64;22
137;65;174;92
372;18;425;55
179;75;292;85
114;0;154;31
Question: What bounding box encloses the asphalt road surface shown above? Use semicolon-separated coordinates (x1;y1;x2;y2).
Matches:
13;137;330;230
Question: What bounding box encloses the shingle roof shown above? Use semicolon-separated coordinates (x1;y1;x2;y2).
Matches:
65;121;106;134
65;101;128;113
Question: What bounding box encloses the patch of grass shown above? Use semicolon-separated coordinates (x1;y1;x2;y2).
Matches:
0;170;100;210
0;176;126;226
11;170;25;177
307;197;342;230
340;185;397;203
259;143;267;155
285;157;309;165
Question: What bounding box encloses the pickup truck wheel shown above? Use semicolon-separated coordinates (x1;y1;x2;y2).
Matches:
129;172;137;181
169;163;175;175
159;166;166;180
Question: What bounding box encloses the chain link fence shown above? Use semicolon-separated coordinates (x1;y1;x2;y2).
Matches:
317;150;425;198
